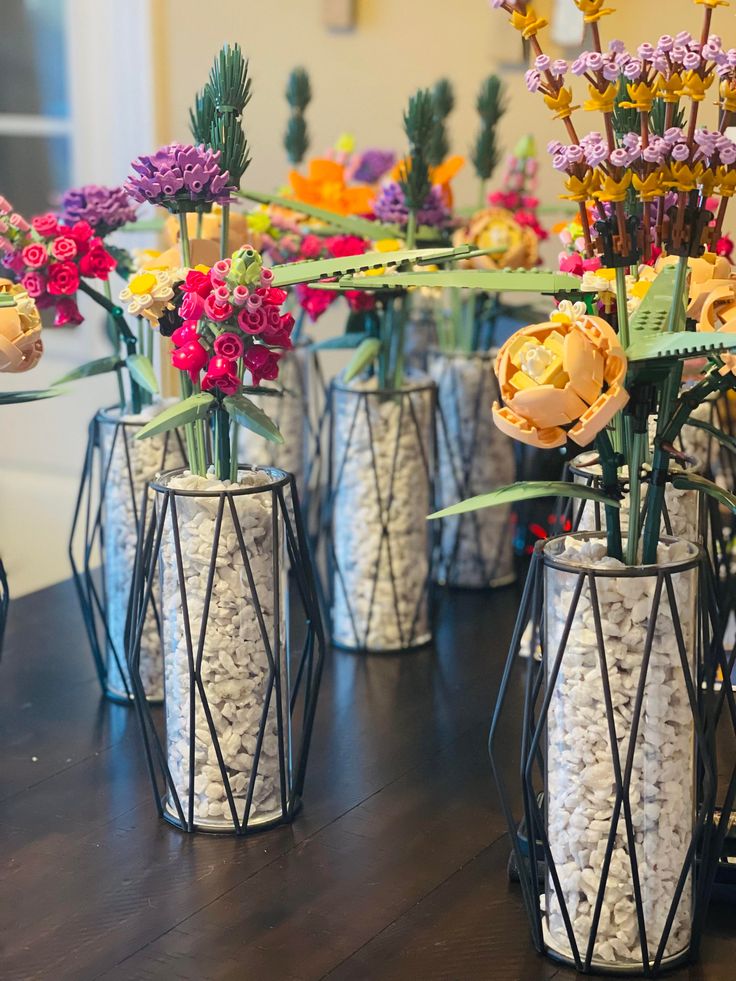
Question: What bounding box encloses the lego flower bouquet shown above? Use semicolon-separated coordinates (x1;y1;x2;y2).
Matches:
429;1;736;974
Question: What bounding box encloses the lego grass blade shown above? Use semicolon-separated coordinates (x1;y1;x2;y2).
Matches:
270;245;470;287
428;481;620;520
671;472;736;514
684;415;736;455
0;388;60;405
626;331;736;363
314;268;584;294
236;189;438;242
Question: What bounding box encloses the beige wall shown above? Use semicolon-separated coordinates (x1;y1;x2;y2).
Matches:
152;0;730;221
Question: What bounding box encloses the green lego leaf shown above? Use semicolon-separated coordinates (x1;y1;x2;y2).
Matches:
399;89;434;213
0;388;60;406
428;481;620;520
344;337;382;382
319;268;583;294
136;393;214;440
310;333;371;351
125;354;159;395
237;189;414;241
53;355;122;386
626;331;736;363
270;245;470;287
671;472;736;513
224;393;283;443
684;415;736;455
628;265;681;336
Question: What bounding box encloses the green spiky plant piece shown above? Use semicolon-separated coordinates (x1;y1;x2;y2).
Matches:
472;74;507;207
207;42;252;260
284;67;312;165
189;86;216;145
399;88;435;250
428;77;455;168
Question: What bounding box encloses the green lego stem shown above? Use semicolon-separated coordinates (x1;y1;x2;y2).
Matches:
594;429;623;563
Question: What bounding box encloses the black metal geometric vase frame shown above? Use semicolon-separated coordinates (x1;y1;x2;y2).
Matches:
324;378;437;652
69;407;186;704
0;555;8;657
489;532;736;976
127;466;325;835
429;348;517;589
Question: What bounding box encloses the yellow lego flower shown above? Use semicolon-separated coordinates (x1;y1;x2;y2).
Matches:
543;87;579;121
510;6;548;38
656;73;684;104
717;167;736;197
562;171;600;203
664;162;703;193
573;0;615;22
695;0;729;8
492;301;629;449
719;80;736;114
632;170;665;201
453;208;538;271
583;83;617;114
677;70;714;103
620;81;657;113
596;171;632;203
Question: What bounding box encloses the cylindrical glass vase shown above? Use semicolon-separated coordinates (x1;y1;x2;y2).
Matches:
569;452;702;545
128;466;325;835
238;343;310;485
429;348;515;588
543;533;700;972
329;376;435;651
403;288;440;373
96;406;185;702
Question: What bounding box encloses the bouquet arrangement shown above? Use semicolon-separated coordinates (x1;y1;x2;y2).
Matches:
431;0;736;566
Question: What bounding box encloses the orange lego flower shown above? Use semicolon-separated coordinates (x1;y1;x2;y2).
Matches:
492;301;629;449
288;158;374;216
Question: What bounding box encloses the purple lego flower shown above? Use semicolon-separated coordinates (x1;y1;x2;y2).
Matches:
124;143;234;213
372;181;450;229
60;184;138;236
352;149;396;183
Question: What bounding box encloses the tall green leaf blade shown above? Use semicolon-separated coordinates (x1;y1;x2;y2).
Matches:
237;189;434;242
126;354;159;395
223;393;284;444
627;331;736;363
0;388;60;406
428;481;621;520
313;268;582;294
671;473;736;513
136;393;214;440
311;333;370;351
343;337;382;382
684;416;736;456
53;355;122;386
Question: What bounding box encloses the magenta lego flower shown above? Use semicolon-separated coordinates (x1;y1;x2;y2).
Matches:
125;143;234;213
49;236;78;262
213;332;245;360
60;184;138;236
21;271;46;299
47;261;80;296
171;338;208;380
21;243;48;269
244;345;281;387
201;356;240;395
54;296;84;327
31;213;59;238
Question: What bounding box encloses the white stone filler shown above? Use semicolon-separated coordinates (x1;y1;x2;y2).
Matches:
571;453;700;545
98;405;184;701
544;535;697;968
331;377;434;650
239;346;308;485
159;469;288;830
429;349;516;587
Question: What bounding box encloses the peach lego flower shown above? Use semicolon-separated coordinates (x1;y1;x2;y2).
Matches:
492;300;629;449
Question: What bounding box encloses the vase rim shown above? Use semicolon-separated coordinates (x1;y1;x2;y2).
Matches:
568;451;701;481
427;346;499;360
540;531;703;576
332;372;434;397
150;465;292;497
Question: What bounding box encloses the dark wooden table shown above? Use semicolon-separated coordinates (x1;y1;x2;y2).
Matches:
1;579;734;981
